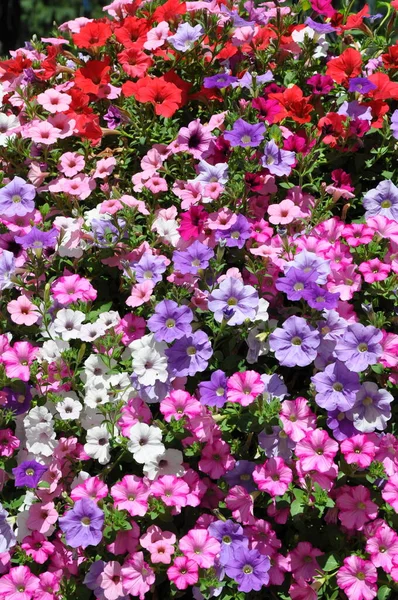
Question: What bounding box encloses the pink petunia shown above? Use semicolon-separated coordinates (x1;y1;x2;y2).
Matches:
121;552;155;600
267;200;300;225
150;475;190;509
226;370;265;407
336;485;378;531
358;258;391;283
167;556;198;590
37;89;72;113
27;502;58;534
289;541;324;581
98;561;124;600
225;485;254;524
382;472;398;512
296;429;338;473
93;157;117;179
29;120;60;145
0;566;39;600
337;556;377;600
253;457;293;497
280;397;316;442
2;341;38;381
198;439;235;479
70;476;108;504
340;434;376;468
111;475;149;517
59;152;85;177
178;529;220;569
366;523;398;572
126;281;154;307
51;274;97;305
7;295;40;326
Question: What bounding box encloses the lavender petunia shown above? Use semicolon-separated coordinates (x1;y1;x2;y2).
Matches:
334;323;382;372
134;253;167;284
166;330;212;377
275;267;318;301
168;23;204;52
224;119;266;148
203;73;239;89
216;215;252;249
223;460;256;492
225;546;270;592
261;140;295;177
13;461;47;488
362;180;398;221
391;110;398;140
172;240;214;275
258;426;295;460
198;369;228;408
208;277;259;326
348;78;377;94
327;409;360;442
285;250;331;284
0;177;36;217
0;250;16;290
147;299;193;343
208;520;249;566
302;284;339;310
311;361;360;411
194;160;229;184
15;227;58;250
59;499;104;549
269;315;320;367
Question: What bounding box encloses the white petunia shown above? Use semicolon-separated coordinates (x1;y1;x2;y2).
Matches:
127;423;165;464
52;308;85;341
25;423;57;457
143;448;186;481
84;387;110;409
37;339;69;363
57;395;83;420
84;426;111;465
79;321;107;342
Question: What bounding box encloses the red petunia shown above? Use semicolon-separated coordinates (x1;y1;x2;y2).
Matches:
74;59;111;95
382;44;398;70
35;46;59;81
341;5;369;31
122;76;182;118
326;48;362;84
317;113;347;147
269;85;313;124
114;16;150;49
152;0;186;23
72;22;112;49
366;100;390;129
367;72;398;101
117;47;153;78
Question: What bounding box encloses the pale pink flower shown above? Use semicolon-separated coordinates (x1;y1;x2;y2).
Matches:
99;199;123;215
367;215;398;244
48;113;75;138
27;502;58;534
253;457;293;497
206;207;237;230
37;89;72;113
59;152;85;177
94;157;116;179
327;265;362;301
7;295;40;326
178;529;220;569
140;525;176;553
267;200;300;225
58;174;95;200
144;176;168;194
336;485;378;530
119;195;149;215
167;556;198;590
99;561;124;600
226;371;265;407
337;556;377;600
111;475;149;517
296;429;338;473
280;397;316;442
140;149;163;174
289;542;323;581
106;527;140;555
121;552;155;600
126;281;154;307
144;22;170;50
2;341;38;381
380;331;398;368
29;121;60;145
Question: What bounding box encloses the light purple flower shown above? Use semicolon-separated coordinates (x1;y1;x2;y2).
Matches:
231;71;273;90
225;546;270;592
147;299;193;343
134;253;167;284
216;215;251;249
166;330;212;376
305;17;336;33
346;382;394;433
0;250;16;290
194;160;229;184
302;284;339;310
348;78;377;94
338;101;372;122
224;119;266;148
334;323;382;372
362;180;398;221
223;461;256;492
261;373;287;401
208;277;259;326
311;361;360;411
15;227;58;250
261;140;295;176
391;110;398;140
168;23;204;52
275;267;318;300
0;177;36;217
59;499;104;549
285;250;331;284
327;409;360;442
198;369;228;407
208;519;248;566
269;315;320;367
203;73;238;89
258;426;295;460
172;240;214;275
177;119;212;158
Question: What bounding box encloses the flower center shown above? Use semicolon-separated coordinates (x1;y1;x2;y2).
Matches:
222;535;232;544
216;387;224;396
363;396;373;406
165;318;175;328
294;283;304;291
241;135;251;144
291;336;302;346
12;194;22;203
227;297;238;306
187;346;196;356
381;199;391;208
357;343;368;352
333;382;343;392
25;468;35;476
81;517;91;526
243;564;253;574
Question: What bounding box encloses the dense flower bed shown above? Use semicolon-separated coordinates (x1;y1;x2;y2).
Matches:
0;0;397;598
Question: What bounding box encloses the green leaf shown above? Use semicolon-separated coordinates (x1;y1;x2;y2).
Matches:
322;553;340;572
290;498;305;516
378;586;391;600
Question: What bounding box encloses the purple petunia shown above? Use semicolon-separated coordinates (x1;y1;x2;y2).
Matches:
147;299;193;343
302;284;339;310
203;73;239;89
269;315;320;367
223;460;257;492
334;323;382;372
261;140;295;177
258;425;295;460
0;177;36;217
15;227;58;250
0;250;16;290
172;240;214;275
216;215;252;249
225;546;270;592
391;110;398;140
133;252;167;284
194;160;229;185
13;460;47;488
285;250;331;284
275;267;318;301
208;277;259;326
224;119;266;148
198;369;228;408
311;361;360;411
208;520;248;566
59;499;104;549
362;180;398;221
327;409;360;442
348;77;377;94
166;330;212;376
